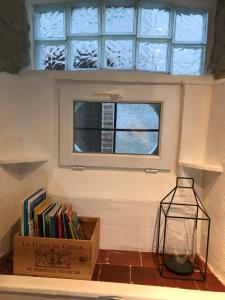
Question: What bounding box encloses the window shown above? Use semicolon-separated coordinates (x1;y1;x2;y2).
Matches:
59;83;180;170
34;1;208;76
74;101;160;155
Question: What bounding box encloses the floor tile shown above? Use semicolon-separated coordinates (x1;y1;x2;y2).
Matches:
163;278;197;290
99;264;130;284
195;273;225;292
131;266;164;286
141;252;157;268
108;250;141;266
92;264;101;281
97;249;109;264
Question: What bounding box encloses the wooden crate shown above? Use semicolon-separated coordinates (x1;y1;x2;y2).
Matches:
13;217;100;280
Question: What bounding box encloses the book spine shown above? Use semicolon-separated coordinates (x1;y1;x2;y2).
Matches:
58;213;62;239
21;201;24;236
69;222;75;239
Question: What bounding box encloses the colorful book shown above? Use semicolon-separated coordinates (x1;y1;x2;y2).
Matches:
43;203;56;237
21;188;44;236
27;189;46;236
65;205;85;240
57;205;64;239
34;198;51;237
38;202;53;237
49;203;62;238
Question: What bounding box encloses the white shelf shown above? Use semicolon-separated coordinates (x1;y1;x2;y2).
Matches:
179;160;223;173
0;157;48;165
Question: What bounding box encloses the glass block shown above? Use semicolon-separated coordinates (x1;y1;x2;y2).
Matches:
172;47;203;75
139;8;170;37
116;131;158;155
137;42;168;72
74;129;103;153
35;9;65;39
105;6;134;33
70;40;99;69
174;12;206;42
71;6;99;34
104;39;133;69
37;44;65;70
117;104;160;129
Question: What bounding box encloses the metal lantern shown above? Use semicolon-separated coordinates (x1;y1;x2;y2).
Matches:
156;177;210;281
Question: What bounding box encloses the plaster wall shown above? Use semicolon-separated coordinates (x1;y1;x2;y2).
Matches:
0;70;214;255
202;81;225;283
0;74;24;255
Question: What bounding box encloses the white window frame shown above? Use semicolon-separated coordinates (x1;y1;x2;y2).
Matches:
59;82;179;170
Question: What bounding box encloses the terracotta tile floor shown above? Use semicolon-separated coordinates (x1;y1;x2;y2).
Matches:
93;250;225;292
1;250;225;292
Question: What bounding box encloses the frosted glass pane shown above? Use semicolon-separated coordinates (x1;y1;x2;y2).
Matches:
71;7;99;34
175;12;206;42
138;42;168;72
105;6;134;33
140;8;170;37
172;48;203;75
116;132;158;155
36;10;64;39
37;44;65;70
105;40;133;68
117;104;160;129
71;40;99;69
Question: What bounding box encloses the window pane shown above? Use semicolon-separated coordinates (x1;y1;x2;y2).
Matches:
172;47;203;75
105;6;134;33
139;8;170;37
74;129;103;153
104;39;133;68
74;101;110;129
71;6;99;34
70;40;99;69
116;132;158;155
37;44;65;70
137;42;168;72
35;9;65;39
174;12;206;42
117;104;160;129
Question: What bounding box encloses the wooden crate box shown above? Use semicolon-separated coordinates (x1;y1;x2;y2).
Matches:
13;217;100;280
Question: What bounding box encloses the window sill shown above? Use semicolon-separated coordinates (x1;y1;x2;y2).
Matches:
0;275;222;300
20;69;215;86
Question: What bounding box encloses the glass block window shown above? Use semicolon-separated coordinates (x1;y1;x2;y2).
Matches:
34;2;208;75
74;101;160;155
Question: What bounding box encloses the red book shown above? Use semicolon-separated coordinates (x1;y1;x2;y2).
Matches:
57;205;64;238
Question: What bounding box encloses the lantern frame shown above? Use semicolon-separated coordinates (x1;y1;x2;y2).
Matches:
156;177;210;281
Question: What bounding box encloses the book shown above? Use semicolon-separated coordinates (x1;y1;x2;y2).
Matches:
42;203;55;237
27;189;46;236
38;202;53;237
21;188;44;236
49;203;62;238
57;205;64;239
64;205;85;240
34;198;51;237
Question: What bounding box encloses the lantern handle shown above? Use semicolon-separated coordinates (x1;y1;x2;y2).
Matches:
176;177;194;188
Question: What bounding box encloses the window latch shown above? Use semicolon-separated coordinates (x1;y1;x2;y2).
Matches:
72;165;85;171
145;169;158;174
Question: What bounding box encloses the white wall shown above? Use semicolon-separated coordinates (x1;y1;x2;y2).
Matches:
202;81;225;283
17;71;181;252
1;70;224;284
0;74;25;255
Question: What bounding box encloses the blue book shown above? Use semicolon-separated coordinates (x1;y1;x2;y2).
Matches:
28;189;47;236
21;189;43;236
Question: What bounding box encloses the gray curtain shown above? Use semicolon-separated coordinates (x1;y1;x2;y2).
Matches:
0;0;30;74
209;0;225;79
